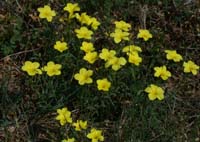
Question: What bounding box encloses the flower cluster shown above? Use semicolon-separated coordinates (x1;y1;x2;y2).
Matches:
122;45;142;66
164;49;199;75
110;20;131;43
35;4;160;96
23;3;200;141
99;48;127;71
165;50;183;62
56;107;104;142
72;120;87;131
74;68;111;91
21;61;62;77
64;3;80;19
62;3;101;30
145;49;199;101
26;2;200;101
75;12;100;30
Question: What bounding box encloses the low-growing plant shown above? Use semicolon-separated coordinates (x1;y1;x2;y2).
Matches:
1;0;200;142
18;2;200;142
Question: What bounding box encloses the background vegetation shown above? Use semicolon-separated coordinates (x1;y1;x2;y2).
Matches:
0;0;200;141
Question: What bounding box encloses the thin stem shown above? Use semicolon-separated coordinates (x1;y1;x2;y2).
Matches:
0;47;41;61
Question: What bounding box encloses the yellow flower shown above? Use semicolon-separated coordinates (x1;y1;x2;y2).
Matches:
75;27;93;40
63;3;80;19
75;13;92;26
164;50;183;62
122;45;142;53
54;41;68;52
80;42;95;53
106;57;127;71
87;128;104;142
183;60;199;75
110;29;129;43
62;138;75;142
74;68;93;85
137;29;152;41
97;78;111;91
21;61;42;76
55;107;72;126
76;13;100;29
99;48;116;61
37;5;56;22
128;52;142;66
43;61;62;76
145;84;164;101
91;17;100;30
83;52;98;64
72;120;88;131
114;20;131;31
154;66;171;80
64;3;80;13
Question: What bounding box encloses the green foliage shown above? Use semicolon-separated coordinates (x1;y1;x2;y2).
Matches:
0;16;23;55
0;0;200;142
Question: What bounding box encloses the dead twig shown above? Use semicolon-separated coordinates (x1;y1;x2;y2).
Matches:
0;47;41;61
139;5;148;29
